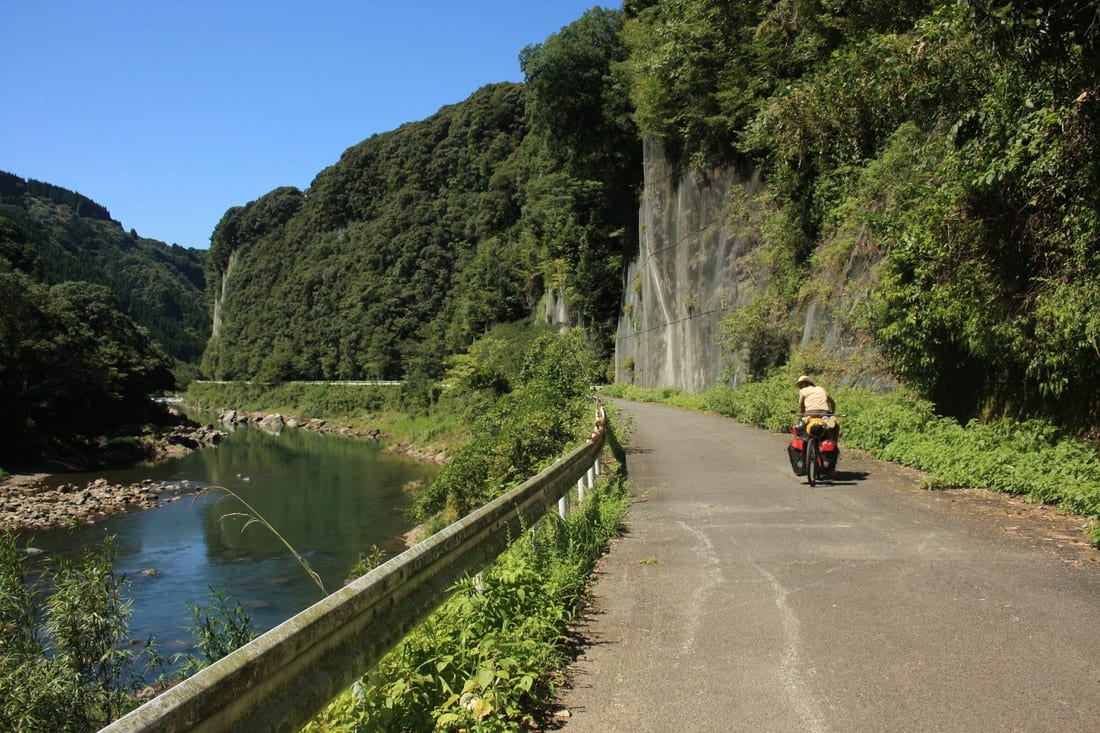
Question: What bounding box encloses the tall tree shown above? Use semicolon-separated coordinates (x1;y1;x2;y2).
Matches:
520;7;642;346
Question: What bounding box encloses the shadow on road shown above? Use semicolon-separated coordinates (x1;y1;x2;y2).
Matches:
796;470;871;487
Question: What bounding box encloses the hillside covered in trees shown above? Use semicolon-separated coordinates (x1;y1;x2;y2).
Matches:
202;7;639;385
0;171;209;366
204;0;1099;435
0;171;207;467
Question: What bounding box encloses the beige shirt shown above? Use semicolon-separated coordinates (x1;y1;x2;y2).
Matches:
799;385;834;413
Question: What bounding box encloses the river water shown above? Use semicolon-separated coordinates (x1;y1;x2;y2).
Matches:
29;418;438;659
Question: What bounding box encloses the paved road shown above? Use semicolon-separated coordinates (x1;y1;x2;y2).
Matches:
554;400;1100;732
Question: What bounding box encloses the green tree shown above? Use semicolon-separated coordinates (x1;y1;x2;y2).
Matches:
519;7;641;348
0;266;174;466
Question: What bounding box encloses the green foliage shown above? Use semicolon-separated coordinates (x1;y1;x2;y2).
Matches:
414;330;603;522
0;187;191;466
203;83;534;383
185;381;401;417
0;264;176;468
0;171;208;365
718;296;793;381
616;0;1100;432
174;588;257;677
204;10;643;384
184;379;468;459
0;531;139;731
519;8;641;347
305;470;630;732
346;545;388;585
0;529;268;730
622;0;934;163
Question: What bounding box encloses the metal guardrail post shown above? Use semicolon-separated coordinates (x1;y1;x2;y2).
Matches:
102;412;606;733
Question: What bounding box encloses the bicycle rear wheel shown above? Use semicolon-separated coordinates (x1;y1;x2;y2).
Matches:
806;440;818;486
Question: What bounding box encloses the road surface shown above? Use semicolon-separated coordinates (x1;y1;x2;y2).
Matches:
553;400;1100;732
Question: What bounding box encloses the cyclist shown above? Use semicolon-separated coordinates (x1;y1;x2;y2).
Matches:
795;375;838;439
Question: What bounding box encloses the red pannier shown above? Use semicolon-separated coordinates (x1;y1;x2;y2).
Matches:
787;436;806;475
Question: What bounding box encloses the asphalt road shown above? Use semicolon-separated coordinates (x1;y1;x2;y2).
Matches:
552;400;1100;732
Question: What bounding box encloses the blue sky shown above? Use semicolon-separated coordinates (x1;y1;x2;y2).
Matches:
1;1;608;249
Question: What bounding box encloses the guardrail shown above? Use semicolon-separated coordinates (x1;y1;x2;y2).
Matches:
102;405;607;733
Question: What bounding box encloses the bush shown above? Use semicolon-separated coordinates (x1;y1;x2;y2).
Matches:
415;331;602;522
305;471;630;732
0;530;263;730
0;531;138;731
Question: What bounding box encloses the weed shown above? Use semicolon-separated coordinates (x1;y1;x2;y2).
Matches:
174;587;257;676
200;485;327;596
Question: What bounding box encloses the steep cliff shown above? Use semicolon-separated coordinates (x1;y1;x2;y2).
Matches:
616;139;887;393
615;139;765;391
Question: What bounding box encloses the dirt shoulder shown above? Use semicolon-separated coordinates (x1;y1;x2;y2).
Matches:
842;449;1099;569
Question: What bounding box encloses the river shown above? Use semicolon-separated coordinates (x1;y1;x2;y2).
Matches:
29;417;439;663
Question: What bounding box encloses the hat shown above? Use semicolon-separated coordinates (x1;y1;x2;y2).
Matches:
796;375;814;387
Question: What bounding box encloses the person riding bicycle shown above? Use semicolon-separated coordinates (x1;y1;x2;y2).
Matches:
795;375;838;439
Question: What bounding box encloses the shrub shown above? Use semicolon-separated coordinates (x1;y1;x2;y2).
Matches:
0;531;138;731
305;471;630;732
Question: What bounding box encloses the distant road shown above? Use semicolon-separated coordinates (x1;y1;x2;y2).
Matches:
555;400;1100;732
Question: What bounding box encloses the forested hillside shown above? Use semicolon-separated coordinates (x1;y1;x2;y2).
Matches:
206;1;1098;433
202;8;638;384
0;172;206;468
0;170;209;366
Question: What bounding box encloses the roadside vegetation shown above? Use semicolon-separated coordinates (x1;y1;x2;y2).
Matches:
603;365;1100;546
190;326;634;729
296;328;631;731
305;469;629;732
3;326;629;730
0;530;258;731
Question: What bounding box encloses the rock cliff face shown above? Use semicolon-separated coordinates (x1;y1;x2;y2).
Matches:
615;138;888;393
211;248;238;338
614;139;770;392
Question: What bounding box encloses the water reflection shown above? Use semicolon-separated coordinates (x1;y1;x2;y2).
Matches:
30;420;437;651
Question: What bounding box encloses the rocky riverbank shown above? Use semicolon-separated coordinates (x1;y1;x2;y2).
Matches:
216;408;451;465
0;476;208;533
1;408;449;535
0;420;227;534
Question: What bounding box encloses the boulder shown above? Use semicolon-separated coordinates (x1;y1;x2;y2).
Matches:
259;413;286;434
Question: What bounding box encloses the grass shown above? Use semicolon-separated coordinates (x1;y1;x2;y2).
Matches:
303;463;631;732
183;382;470;457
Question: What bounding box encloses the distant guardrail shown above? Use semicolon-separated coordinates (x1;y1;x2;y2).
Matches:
192;380;403;386
102;405;607;733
